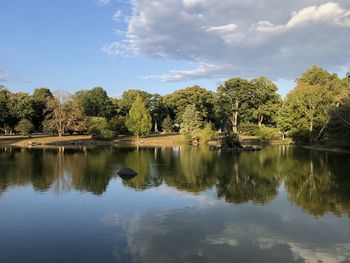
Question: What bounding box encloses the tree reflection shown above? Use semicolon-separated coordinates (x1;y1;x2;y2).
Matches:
284;149;350;216
1;145;350;217
216;148;282;204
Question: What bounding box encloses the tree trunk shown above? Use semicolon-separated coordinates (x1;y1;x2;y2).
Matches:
154;120;158;133
258;115;264;128
231;99;239;135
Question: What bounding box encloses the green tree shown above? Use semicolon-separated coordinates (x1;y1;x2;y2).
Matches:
31;88;53;131
75;87;115;118
7;92;35;130
118;89;151;115
126;96;152;138
286;83;332;142
250;77;282;127
163;86;218;125
15;119;34;135
217;78;255;135
161;115;173;133
200;122;216;141
180;104;203;139
0;88;10;132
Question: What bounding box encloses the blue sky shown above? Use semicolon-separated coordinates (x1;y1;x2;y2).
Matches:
1;0;349;97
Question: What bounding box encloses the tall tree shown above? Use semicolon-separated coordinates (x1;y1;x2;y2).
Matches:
0;88;10;131
163;86;218;125
31;88;53;131
217;78;255;135
65;95;87;134
126;96;152;138
250;77;282;127
285;83;332;141
180;104;203;139
44;91;71;136
76;87;115;118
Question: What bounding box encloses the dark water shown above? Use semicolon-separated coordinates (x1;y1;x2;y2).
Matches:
0;145;350;263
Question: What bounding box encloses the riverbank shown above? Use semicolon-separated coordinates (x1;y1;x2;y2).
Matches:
1;134;291;148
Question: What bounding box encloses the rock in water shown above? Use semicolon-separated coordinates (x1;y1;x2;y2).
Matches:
117;168;138;180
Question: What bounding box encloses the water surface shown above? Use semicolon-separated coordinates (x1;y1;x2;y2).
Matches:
0;146;350;263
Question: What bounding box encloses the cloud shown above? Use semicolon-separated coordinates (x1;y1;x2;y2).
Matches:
96;0;111;6
104;0;350;81
206;24;238;33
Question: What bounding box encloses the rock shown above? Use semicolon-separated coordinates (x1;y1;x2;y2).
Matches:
117;168;138;180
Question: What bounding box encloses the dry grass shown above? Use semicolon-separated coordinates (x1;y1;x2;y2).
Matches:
9;135;92;147
115;133;186;146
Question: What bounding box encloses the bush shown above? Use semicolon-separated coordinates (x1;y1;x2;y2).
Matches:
200;122;216;141
162;115;173;133
258;125;281;141
88;117;115;141
289;128;310;143
15;119;34;135
108;115;128;135
239;122;259;136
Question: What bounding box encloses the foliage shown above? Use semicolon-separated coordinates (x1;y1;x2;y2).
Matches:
75;87;115;119
126;96;152;137
87;117;115;140
180;104;203;140
64;96;87;134
108;115;128;135
164;86;218;125
217;78;255;134
258;125;281;141
250;77;282;127
200;122;216;141
238;122;259;136
161;115;173;133
15;119;34;135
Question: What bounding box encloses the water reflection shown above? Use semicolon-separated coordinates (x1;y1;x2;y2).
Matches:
0;145;350;216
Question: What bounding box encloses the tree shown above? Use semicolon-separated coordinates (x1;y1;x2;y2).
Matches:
162;115;173;133
0;88;10;132
7;92;35;130
163;86;218;125
180;104;203;139
118;89;151;115
286;83;332;141
44;91;71;136
15;119;34;135
217;78;255;135
31;88;53;131
126;96;152;138
250;77;282;127
75;87;115;118
65;95;87;134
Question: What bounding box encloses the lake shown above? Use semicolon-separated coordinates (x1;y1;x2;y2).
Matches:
0;145;350;263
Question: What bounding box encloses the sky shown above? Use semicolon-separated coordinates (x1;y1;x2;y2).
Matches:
0;0;349;97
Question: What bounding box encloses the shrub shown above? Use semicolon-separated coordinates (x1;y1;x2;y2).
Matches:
88;117;115;141
162;115;173;133
200;122;216;141
15;119;34;135
258;125;281;141
239;122;259;136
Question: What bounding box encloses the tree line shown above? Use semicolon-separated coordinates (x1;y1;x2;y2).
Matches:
0;65;349;142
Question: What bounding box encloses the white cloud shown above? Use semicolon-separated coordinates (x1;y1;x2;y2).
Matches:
104;0;350;81
113;10;123;21
206;23;238;33
101;42;131;57
97;0;111;6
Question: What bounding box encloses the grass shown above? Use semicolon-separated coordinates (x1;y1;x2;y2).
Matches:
0;134;92;146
